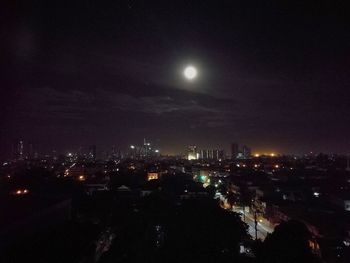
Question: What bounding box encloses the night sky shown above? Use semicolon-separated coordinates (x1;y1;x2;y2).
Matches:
2;1;350;156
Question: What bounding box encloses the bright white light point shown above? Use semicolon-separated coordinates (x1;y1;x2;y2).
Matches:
184;66;197;80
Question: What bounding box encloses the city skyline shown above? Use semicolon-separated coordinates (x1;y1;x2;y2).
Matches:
2;1;350;157
6;137;347;160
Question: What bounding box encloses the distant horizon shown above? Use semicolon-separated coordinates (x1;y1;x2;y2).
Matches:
3;139;350;159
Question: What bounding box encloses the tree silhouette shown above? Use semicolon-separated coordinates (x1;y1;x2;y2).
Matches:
160;199;249;263
256;220;321;263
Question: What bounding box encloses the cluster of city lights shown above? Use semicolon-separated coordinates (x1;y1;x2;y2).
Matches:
254;153;278;157
130;144;160;154
13;189;29;196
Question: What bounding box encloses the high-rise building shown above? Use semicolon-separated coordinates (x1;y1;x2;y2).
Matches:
199;149;208;159
11;141;37;160
198;149;224;160
212;149;224;160
13;140;25;160
187;145;197;160
207;149;213;159
143;138;152;157
19;140;24;159
231;143;239;159
218;149;225;160
242;145;251;159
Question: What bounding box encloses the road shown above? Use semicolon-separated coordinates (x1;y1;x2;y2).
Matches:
232;207;273;240
215;192;273;240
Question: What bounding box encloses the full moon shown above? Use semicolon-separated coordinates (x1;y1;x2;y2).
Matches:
184;66;197;80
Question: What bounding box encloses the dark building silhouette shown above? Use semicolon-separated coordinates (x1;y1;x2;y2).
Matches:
231;143;239;159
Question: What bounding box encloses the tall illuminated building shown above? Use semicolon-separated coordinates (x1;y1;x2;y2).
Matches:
143;138;152;158
198;149;224;160
187;145;197;160
199;149;208;159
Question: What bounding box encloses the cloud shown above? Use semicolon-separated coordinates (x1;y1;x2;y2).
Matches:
12;87;98;124
107;92;237;128
12;85;238;130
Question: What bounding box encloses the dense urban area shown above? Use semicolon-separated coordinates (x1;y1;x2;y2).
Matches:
1;140;350;263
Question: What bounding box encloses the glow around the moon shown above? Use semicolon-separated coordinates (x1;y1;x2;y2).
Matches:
184;66;197;80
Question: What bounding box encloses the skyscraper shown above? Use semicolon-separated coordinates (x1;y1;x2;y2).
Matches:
187;146;197;160
199;149;208;160
143;138;152;157
218;149;225;160
198;149;224;160
13;140;25;160
242;145;251;159
231;143;239;159
19;140;24;159
208;149;214;159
